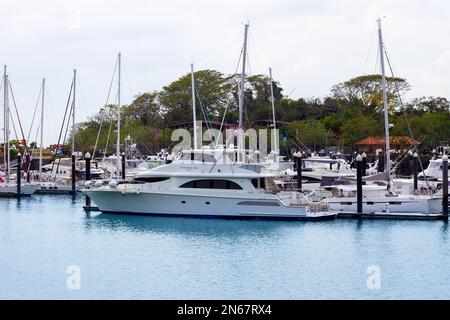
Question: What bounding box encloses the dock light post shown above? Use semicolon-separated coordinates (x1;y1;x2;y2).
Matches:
17;153;22;196
356;154;363;215
121;152;126;180
443;155;448;220
85;152;91;208
413;152;418;192
295;151;303;191
71;153;76;194
362;152;367;177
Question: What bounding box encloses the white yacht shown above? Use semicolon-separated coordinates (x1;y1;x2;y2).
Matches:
85;150;336;220
41;157;104;179
418;157;449;181
321;184;441;215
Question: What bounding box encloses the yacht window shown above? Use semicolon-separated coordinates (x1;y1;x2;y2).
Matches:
196;180;211;188
181;181;195;188
180;179;242;190
212;180;227;189
134;177;170;183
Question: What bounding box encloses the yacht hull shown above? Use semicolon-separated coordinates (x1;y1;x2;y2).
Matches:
86;189;335;220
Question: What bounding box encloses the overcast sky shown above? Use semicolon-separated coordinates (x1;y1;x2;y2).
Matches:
1;0;450;145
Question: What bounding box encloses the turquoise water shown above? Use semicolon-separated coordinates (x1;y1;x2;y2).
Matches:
1;194;449;300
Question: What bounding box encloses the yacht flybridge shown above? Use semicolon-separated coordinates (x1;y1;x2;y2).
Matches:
85;149;336;220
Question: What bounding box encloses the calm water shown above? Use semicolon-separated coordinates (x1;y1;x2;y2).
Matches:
0;194;449;300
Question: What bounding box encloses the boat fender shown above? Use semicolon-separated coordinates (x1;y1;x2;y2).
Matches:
95;181;103;188
109;181;118;189
84;181;92;189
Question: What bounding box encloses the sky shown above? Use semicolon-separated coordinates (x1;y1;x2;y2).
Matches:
1;0;450;145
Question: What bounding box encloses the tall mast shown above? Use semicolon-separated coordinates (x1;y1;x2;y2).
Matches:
191;63;198;150
39;78;45;180
269;67;277;154
377;19;391;186
238;23;249;152
116;52;121;176
72;69;76;155
3;66;9;182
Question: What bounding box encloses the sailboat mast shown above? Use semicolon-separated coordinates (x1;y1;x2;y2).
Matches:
238;23;249;153
3;66;9;182
116;52;121;176
39;78;45;180
377;19;391;184
269;67;277;154
72;69;76;155
238;24;249;130
191;63;198;150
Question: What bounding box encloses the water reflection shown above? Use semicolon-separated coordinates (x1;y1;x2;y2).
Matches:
83;212;312;239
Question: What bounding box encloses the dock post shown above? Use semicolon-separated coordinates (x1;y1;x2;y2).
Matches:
85;152;91;208
413;152;418;192
362;152;367;176
25;152;31;183
377;150;385;173
121;152;126;180
295;152;303;191
17;153;22;196
356;154;363;215
443;155;448;219
71;153;76;194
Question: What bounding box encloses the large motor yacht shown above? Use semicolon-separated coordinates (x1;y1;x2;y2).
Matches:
85;149;336;220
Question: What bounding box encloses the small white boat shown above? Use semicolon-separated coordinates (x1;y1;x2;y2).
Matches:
0;182;39;196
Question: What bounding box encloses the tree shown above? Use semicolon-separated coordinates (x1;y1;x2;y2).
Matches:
288;120;329;150
122;92;162;126
159;69;233;126
331;75;410;112
340;115;381;147
405;96;450;114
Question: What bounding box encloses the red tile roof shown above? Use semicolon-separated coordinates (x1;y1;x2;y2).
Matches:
356;136;420;146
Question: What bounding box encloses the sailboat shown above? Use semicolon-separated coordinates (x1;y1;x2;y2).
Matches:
320;19;442;216
0;66;38;196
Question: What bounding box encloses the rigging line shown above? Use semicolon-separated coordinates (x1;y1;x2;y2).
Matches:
103;89;120;160
27;84;43;144
103;120;113;161
93;57;119;159
121;56;135;98
363;26;377;75
248;30;264;76
216;104;229;148
384;47;431;192
9;110;19;143
8;79;29;156
52;78;74;177
76;76;89;124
